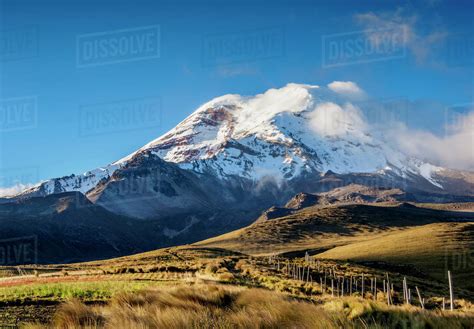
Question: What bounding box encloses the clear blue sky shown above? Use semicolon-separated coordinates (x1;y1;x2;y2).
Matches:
0;0;473;188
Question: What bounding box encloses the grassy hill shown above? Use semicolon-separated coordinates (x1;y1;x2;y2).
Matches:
315;222;474;290
195;202;474;296
196;203;474;256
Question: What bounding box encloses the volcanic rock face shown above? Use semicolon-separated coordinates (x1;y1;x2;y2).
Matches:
116;83;440;183
285;193;320;210
0;192;162;263
12;83;474;218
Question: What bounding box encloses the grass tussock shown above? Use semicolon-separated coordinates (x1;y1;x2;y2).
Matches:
324;298;474;329
53;299;104;328
28;283;474;329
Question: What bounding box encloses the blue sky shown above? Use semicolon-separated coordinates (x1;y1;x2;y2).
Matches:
0;0;473;191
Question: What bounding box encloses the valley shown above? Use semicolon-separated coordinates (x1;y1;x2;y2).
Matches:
0;198;473;328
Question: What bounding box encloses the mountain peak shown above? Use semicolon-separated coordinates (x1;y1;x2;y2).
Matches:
14;82;460;200
115;82;415;181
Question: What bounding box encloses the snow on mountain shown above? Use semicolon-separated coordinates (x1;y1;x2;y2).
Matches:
16;165;119;198
417;163;443;188
14;82;446;199
116;82;442;185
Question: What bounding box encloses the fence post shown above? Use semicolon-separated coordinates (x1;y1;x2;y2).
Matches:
448;270;454;311
349;276;353;295
386;281;390;305
361;274;365;298
416;286;424;309
374;277;377;301
341;277;344;297
403;277;407;304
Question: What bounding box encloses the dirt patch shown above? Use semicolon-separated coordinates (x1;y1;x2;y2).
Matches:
0;304;57;327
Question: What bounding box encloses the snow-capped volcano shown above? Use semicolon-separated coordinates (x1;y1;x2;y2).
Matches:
2;83;472;264
14;82;471;202
115;83;440;184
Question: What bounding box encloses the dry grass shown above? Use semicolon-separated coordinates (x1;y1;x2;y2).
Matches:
316;222;474;290
195;203;472;256
24;283;474;329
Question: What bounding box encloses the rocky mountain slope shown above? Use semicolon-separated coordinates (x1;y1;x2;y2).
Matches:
14;83;474;208
0;83;472;263
117;83;447;186
0;192;150;263
0;191;254;263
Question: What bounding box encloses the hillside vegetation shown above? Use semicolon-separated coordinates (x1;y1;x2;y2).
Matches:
0;245;471;327
0;201;472;328
197;203;474;256
25;284;474;329
316;222;474;290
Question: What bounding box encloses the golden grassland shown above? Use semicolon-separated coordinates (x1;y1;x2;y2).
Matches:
23;284;474;329
316;222;474;290
195;203;474;256
0;246;472;328
0;202;473;328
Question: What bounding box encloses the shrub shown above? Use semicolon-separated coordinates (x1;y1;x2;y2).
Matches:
53;298;104;328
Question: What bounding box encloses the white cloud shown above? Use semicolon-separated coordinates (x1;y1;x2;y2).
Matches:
308;89;474;172
355;8;447;64
389;112;474;171
309;102;367;137
327;81;367;100
0;183;33;197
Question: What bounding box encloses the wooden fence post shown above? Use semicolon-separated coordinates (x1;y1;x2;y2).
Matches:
386;281;390;305
361;274;365;298
341;277;344;297
448;270;454;311
403;277;407;304
416;286;424;309
349;276;353;295
374;277;377;301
